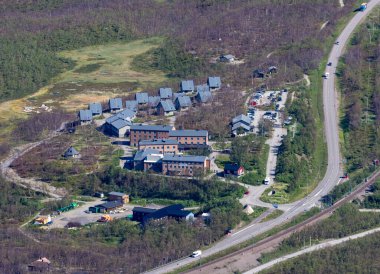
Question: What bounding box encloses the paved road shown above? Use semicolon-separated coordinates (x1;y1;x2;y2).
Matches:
244;226;380;273
144;2;380;273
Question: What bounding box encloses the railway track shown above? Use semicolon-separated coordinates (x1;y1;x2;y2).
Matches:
183;168;380;273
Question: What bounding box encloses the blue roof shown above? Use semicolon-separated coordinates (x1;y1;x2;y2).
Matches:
232;122;251;132
139;139;178;146
162;155;208;163
196;84;210;93
116;109;136;120
173;92;186;99
148;96;161;108
169;130;208;137
88;102;102;115
106;115;120;124
125;100;138;111
159;88;173;99
207;77;221;89
180;80;194;92
159;100;176;112
109;98;123;110
196;91;212;103
175;96;192;108
64;146;79;157
110;118;131;130
79;109;92;121
131;124;173;132
232;114;251;125
134;148;161;162
135;92;149;104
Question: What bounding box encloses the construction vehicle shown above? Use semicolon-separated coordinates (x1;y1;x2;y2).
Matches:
57;202;79;213
359;3;367;11
34;215;52;225
98;215;113;223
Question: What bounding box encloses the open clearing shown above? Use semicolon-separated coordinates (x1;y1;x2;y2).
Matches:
0;37;168;140
58;37;167;85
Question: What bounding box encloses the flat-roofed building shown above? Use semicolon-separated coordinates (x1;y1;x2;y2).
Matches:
168;130;208;149
138;139;179;154
162;155;210;176
130;124;174;146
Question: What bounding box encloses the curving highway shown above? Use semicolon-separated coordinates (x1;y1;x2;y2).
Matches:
144;1;380;273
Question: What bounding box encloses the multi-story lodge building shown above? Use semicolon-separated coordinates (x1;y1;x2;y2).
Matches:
168;130;209;149
130;125;174;146
162;155;210;176
138;139;179;154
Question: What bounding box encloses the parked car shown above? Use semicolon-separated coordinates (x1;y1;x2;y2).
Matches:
264;177;270;185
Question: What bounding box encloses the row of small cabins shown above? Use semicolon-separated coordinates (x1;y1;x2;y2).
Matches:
78;76;221;123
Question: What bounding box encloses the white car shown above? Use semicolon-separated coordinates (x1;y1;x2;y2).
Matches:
324;72;330;79
264;177;270;185
191;250;202;258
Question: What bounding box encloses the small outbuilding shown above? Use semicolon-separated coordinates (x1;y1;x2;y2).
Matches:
159;88;173;99
224;163;245;177
220;54;235;63
180;80;195;93
207;76;222;90
125;100;138;111
136;92;149;104
157;100;176;116
78;109;92;124
64;146;80;158
108;191;129;203
109;98;123;112
28;257;51;272
175;96;192;111
88;102;102;116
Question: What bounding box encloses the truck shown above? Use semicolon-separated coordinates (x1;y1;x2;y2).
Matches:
359;3;367;11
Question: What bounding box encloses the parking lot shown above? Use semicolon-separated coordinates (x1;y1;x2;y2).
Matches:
47;199;161;229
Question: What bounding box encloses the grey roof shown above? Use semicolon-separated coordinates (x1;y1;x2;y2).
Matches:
175;96;192;109
139;139;178;146
132;207;157;214
108;191;127;197
221;54;234;60
96;200;123;209
159;100;176;112
207;77;221;89
130;124;173;132
232;114;251;125
110;118;131;130
173;92;186;99
116;109;136;120
180;80;195;92
125;100;138;111
106;115;120;124
136;92;149;104
169;129;208;137
232;122;251;132
134;148;161;162
162;155;208;163
159;88;173;99
196;91;212;103
79;109;92;121
109;98;123;110
148;96;161;108
88;102;102;115
196;84;210;93
64;146;79;157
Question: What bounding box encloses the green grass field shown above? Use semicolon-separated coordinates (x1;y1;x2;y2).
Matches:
58;37;167;85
